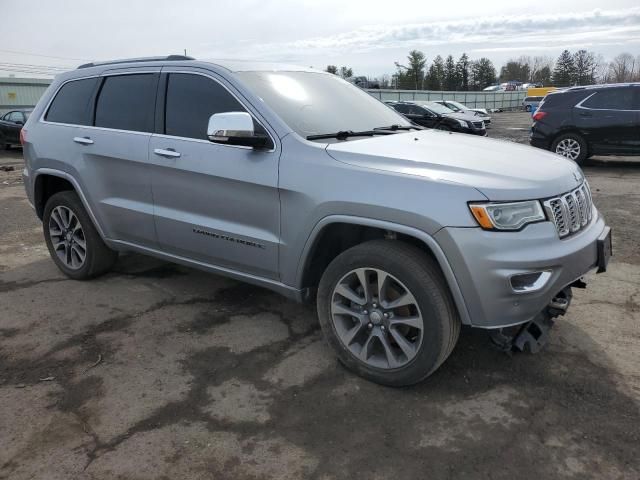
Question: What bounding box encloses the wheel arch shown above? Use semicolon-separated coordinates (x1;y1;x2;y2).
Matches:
296;216;472;325
33;168;106;239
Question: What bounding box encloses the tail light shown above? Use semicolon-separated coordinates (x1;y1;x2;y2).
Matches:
20;128;26;146
532;111;547;122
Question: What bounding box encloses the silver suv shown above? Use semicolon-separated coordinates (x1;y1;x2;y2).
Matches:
22;56;612;386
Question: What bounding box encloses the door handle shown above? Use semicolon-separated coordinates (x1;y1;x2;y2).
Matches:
153;148;181;158
73;136;94;145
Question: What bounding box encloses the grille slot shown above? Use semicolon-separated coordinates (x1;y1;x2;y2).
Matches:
544;182;594;238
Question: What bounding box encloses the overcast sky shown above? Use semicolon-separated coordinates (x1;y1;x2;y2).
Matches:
2;0;639;78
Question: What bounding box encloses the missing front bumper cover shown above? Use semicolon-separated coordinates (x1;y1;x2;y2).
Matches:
490;286;574;353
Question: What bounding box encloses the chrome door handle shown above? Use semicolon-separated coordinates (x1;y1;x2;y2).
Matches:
73;136;94;145
153;148;181;158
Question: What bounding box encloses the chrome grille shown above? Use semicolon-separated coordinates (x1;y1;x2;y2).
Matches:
544;182;594;238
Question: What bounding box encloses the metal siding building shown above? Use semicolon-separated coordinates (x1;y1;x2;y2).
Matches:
0;77;52;115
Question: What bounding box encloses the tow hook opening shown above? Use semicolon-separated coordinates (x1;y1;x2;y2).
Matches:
490;285;576;354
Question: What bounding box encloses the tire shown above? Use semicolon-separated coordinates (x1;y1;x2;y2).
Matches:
317;240;460;387
43;191;118;280
436;124;452;132
551;132;588;164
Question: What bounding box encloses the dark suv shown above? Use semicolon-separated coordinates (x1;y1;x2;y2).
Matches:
530;84;640;164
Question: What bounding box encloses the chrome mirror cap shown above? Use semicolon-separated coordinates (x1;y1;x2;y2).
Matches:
207;112;254;142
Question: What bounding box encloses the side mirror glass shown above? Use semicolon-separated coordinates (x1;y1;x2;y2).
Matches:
207;112;269;149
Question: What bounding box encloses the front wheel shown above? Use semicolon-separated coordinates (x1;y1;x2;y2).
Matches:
551;133;588;164
317;240;460;386
43;191;118;279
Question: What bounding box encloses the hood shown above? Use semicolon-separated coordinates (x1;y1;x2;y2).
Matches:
326;130;584;201
444;111;483;122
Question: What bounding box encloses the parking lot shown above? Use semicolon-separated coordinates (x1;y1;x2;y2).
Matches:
1;112;639;479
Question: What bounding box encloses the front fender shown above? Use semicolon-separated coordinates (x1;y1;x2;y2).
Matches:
294;215;472;325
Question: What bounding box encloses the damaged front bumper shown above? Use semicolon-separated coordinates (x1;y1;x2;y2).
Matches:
490;284;575;353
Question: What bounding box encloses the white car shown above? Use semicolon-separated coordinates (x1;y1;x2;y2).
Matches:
434;100;491;125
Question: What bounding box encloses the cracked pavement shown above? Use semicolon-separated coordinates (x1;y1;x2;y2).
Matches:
1;113;639;479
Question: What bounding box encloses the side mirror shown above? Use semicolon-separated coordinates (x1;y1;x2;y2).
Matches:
207;112;269;149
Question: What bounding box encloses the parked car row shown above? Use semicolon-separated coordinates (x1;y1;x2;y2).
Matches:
386;100;488;136
530;83;640;164
0;109;31;149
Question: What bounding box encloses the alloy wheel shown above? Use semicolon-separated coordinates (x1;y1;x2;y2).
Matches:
48;205;87;269
555;138;581;160
330;268;424;369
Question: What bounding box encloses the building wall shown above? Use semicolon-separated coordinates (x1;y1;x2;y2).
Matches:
0;77;52;115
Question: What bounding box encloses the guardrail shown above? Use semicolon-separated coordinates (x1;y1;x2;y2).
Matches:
366;89;527;111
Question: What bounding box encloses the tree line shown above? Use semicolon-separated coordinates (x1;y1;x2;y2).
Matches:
325;50;640;90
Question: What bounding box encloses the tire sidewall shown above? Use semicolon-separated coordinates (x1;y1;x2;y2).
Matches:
317;242;451;386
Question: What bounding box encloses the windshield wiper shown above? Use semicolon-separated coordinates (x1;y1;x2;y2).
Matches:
374;124;423;131
306;130;396;141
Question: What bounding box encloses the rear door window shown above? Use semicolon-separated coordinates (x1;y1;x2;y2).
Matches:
582;88;634;110
45;77;99;125
94;74;157;132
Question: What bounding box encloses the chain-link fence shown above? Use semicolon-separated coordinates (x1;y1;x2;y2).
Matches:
366;89;527;111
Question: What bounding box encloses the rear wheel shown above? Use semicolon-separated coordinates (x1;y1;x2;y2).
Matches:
43;191;118;280
317;240;460;386
551;133;588;164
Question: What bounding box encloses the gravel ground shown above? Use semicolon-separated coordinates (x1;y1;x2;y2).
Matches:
1;113;639;479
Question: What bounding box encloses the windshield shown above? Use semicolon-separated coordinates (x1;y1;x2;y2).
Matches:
447;101;466;111
235;71;410;138
424;102;455;115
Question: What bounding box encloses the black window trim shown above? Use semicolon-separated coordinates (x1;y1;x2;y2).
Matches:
576;88;639;112
41;71;160;135
154;69;276;152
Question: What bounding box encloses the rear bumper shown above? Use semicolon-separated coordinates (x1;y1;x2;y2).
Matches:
435;211;608;328
529;123;553;150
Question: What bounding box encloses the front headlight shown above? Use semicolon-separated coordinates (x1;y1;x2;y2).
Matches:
456;119;468;128
469;200;546;230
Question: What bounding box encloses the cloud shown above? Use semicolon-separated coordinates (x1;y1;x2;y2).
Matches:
204;7;640;59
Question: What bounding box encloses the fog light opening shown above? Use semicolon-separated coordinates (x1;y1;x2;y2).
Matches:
510;270;552;293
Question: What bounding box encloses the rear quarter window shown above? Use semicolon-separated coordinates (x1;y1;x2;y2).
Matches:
582;88;635;110
45;77;99;125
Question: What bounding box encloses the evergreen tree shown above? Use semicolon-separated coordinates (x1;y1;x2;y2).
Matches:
426;55;445;90
573;50;596;86
339;66;353;78
532;66;552;85
470;58;497;90
325;65;338;74
552;50;576;87
456;53;470;91
444;55;458;90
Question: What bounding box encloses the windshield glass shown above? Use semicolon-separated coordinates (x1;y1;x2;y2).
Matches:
423;102;455;115
235;71;410;138
447;101;466;111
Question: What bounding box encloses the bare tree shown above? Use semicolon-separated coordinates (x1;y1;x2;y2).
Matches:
608;53;636;83
593;54;610;84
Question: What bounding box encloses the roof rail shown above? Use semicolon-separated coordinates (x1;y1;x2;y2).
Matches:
77;55;195;69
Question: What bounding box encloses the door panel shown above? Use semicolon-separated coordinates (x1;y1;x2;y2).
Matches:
74;127;157;245
149;71;280;279
75;71;159;247
576;87;638;153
